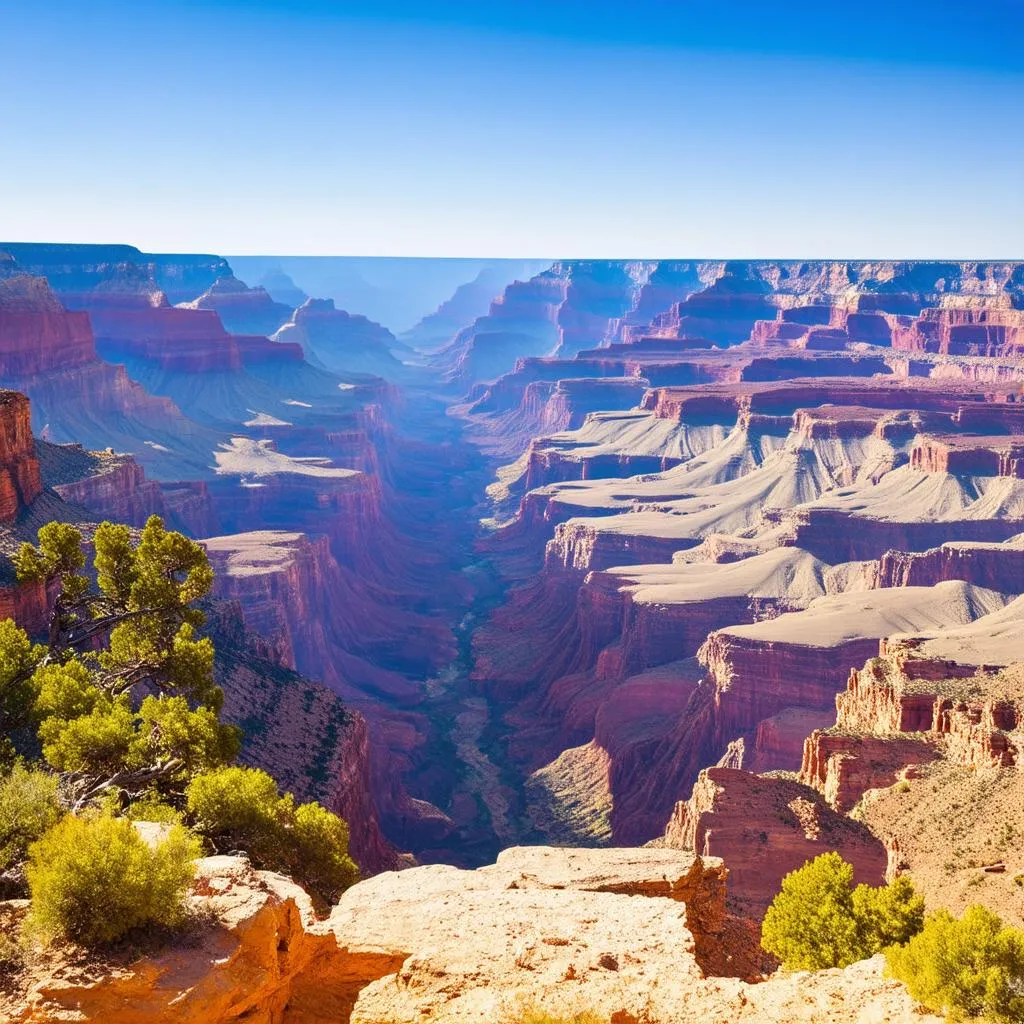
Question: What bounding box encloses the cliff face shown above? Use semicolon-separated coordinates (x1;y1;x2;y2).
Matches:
0;390;42;521
0;272;211;480
90;292;304;373
42;445;168;527
210;605;401;874
800;646;1022;814
664;766;888;915
0;275;96;374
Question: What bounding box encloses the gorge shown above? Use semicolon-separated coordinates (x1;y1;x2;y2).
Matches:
2;247;1024;1021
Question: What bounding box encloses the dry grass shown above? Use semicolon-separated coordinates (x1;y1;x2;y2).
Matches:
862;759;1024;928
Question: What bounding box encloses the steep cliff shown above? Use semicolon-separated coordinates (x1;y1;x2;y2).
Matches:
209;606;401;874
664;766;888;915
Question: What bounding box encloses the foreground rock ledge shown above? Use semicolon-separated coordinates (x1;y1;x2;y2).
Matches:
3;849;938;1024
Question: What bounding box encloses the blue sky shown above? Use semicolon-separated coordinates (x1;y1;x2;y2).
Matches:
2;1;1022;257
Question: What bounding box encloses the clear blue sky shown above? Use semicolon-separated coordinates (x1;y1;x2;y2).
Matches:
2;1;1022;257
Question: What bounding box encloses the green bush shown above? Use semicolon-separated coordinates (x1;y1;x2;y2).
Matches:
886;905;1024;1023
186;765;291;863
186;766;358;905
761;852;923;970
0;764;61;871
124;795;183;824
292;801;359;900
26;813;201;946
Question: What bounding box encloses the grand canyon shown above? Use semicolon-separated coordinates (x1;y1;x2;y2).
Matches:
0;243;1022;1021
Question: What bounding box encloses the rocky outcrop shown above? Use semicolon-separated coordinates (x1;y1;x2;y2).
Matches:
664;767;888;915
41;443;168;526
180;274;294;336
273;299;404;378
2;855;391;1024
0;390;42;521
3;845;936;1024
799;648;1023;817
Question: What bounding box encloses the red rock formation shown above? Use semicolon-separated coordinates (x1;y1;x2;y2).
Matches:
910;435;1024;477
0;390;41;521
91;292;303;372
799;647;1022;816
50;451;167;526
663;767;887;914
0;274;206;478
0;275;96;374
876;539;1024;592
893;306;1024;358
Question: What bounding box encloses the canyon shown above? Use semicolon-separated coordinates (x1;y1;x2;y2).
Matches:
1;247;1024;1018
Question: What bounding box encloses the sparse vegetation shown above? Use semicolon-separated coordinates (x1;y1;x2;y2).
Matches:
761;852;924;970
0;517;359;948
0;764;60;871
186;765;357;906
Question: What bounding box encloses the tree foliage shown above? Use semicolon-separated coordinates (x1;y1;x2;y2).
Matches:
761;852;924;970
0;514;359;946
187;766;358;905
0;620;45;767
886;905;1024;1023
0;765;61;871
11;517;239;807
26;813;201;946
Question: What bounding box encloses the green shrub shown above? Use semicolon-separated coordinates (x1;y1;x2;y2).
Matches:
761;852;923;970
886;905;1024;1023
26;813;201;946
0;930;23;974
186;766;358;905
292;801;359;901
186;765;291;863
0;619;45;766
851;874;924;952
0;764;61;871
124;795;182;824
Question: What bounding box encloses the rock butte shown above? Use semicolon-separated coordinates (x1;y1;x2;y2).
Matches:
1;248;1024;1018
